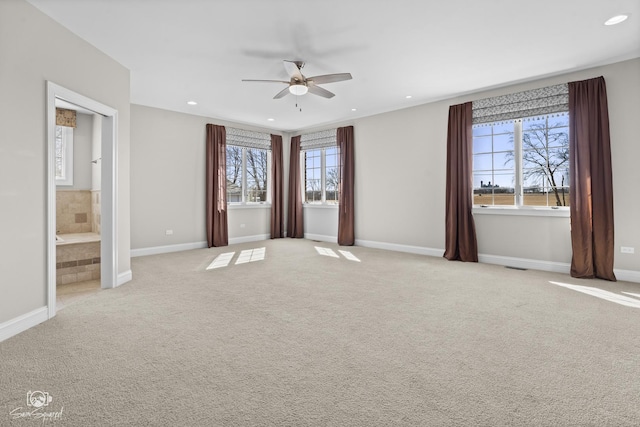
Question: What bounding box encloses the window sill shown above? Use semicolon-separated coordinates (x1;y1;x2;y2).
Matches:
472;206;570;217
227;203;271;210
303;203;339;209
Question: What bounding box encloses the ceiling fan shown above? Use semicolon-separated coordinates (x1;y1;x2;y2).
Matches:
242;60;352;99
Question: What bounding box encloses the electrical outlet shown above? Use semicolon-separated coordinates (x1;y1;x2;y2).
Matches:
620;246;634;254
165;230;173;236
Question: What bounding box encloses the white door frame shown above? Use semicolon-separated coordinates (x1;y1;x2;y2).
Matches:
46;82;119;319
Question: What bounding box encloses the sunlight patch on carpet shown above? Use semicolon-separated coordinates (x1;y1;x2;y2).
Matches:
206;252;235;270
315;247;339;258
338;250;361;262
236;247;266;264
549;281;640;308
622;292;640;299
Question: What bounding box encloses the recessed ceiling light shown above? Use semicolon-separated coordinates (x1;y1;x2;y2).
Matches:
605;14;629;25
267;118;275;122
351;108;357;112
187;101;197;105
405;95;412;99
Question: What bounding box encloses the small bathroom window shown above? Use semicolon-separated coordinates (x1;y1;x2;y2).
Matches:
55;125;74;186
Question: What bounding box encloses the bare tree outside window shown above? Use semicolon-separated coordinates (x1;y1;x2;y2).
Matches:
226;146;243;202
505;115;570;206
325;147;339;203
226;146;242;186
246;148;268;202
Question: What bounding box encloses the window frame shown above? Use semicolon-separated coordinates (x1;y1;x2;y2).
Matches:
472;114;570;217
55;125;74;186
301;146;340;206
226;144;271;206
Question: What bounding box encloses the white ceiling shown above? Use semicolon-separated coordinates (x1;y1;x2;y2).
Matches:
28;0;640;132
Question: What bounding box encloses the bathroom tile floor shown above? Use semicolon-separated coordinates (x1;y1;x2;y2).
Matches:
56;279;101;310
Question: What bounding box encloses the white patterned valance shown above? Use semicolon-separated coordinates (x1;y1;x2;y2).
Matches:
300;129;337;150
472;83;568;125
226;127;271;150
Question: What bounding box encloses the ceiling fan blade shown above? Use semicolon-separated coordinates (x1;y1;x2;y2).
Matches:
273;86;290;99
283;60;304;82
242;79;289;84
307;73;352;85
307;84;335;99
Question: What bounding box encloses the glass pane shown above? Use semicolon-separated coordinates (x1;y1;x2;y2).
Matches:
493;133;514;152
547;147;569;168
522;151;545;170
473;153;492;171
492;122;514;135
522;170;547;189
493;151;514;170
473;136;492;154
226;146;242;187
473;173;493;192
492;171;515;193
523;129;547;150
549;114;569;128
523;192;549;206
325;147;339;203
522;116;547;131
246;148;268;202
548;127;569;147
473;126;491;137
548;187;570;207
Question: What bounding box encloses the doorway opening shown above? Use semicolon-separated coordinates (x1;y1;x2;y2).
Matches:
46;82;119;319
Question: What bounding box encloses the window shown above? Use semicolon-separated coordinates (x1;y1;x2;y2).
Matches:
303;146;340;204
472;113;570;207
55;125;74;186
226;145;270;203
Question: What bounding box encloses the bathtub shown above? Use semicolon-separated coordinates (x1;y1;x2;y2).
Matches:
56;232;101;285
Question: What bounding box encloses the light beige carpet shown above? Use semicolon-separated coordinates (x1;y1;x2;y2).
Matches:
1;239;640;426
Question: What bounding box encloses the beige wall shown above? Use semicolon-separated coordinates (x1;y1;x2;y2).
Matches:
0;0;130;323
130;105;284;250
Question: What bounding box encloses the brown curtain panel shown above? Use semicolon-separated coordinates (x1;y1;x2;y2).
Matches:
270;134;284;239
568;77;616;281
205;124;228;247
337;126;355;246
287;135;304;238
443;102;478;262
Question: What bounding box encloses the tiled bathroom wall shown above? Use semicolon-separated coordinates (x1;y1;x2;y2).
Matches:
56;190;92;234
56;242;100;285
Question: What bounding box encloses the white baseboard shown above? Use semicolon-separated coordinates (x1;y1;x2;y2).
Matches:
228;234;270;245
131;236;272;258
614;268;640;284
478;253;571;274
0;307;48;343
353;239;640;283
305;233;337;243
131;241;208;257
355;238;443;257
117;270;133;287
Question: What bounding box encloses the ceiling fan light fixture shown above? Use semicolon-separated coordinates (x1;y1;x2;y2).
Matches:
289;84;308;96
